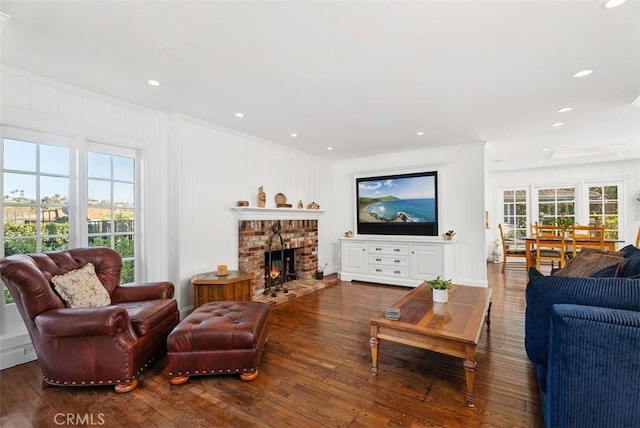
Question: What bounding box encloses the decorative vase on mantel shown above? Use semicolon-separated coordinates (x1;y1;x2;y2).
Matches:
432;288;449;303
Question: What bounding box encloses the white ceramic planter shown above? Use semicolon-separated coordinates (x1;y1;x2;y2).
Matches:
433;288;449;303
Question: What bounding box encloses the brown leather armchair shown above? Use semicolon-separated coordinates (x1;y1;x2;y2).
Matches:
0;247;179;393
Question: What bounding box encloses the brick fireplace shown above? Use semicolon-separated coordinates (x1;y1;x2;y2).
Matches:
238;219;318;296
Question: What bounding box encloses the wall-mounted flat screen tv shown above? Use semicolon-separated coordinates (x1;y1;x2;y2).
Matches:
356;171;438;236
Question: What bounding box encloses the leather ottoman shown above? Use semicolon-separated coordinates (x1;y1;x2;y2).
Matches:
167;301;269;385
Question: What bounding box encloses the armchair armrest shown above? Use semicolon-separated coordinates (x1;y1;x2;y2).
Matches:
35;306;134;338
546;304;640;428
110;281;175;303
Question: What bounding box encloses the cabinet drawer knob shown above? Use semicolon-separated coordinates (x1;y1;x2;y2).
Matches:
376;258;382;262
375;268;382;272
394;270;401;274
394;259;401;263
394;248;401;252
375;247;382;251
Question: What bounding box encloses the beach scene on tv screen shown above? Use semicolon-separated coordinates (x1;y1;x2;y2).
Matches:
358;175;436;223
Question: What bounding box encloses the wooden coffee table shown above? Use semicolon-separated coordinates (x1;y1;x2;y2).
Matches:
370;282;491;407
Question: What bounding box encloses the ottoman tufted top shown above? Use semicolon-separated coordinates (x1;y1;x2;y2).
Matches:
167;301;269;352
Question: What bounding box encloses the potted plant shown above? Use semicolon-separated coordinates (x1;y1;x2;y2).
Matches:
425;276;452;303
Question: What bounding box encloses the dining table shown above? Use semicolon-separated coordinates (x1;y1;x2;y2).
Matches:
524;237;619;270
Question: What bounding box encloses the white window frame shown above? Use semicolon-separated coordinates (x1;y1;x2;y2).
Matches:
532;185;576;227
85;141;140;283
500;187;529;247
577;181;623;239
1;128;142;308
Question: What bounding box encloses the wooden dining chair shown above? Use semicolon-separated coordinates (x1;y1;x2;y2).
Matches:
498;223;527;273
533;224;567;270
569;225;605;257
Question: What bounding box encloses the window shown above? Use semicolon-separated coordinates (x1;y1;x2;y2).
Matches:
502;189;528;246
87;150;136;284
537;187;575;227
3;138;70;303
2;131;140;305
3;138;70;254
588;185;619;239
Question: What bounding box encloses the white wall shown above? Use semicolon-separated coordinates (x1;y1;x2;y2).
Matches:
330;143;488;287
167;115;334;316
486;159;640;255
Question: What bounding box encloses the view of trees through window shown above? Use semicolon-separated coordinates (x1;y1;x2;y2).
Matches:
502;189;527;247
501;184;621;248
86;150;136;285
537;187;575;227
589;185;619;239
3;138;137;304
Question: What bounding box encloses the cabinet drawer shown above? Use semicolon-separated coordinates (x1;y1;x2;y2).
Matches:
368;243;409;255
369;265;409;278
369;255;409;267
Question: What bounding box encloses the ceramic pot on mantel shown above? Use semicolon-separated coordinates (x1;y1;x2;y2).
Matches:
433;288;449;303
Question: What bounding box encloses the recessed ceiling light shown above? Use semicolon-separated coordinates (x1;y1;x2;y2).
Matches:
234;112;244;118
416;131;424;136
604;0;628;8
147;79;160;86
552;122;564;127
542;148;550;151
557;107;573;113
327;147;334;151
290;133;298;138
573;69;593;78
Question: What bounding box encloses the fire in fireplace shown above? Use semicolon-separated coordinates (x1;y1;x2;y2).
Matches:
264;222;292;297
265;248;297;283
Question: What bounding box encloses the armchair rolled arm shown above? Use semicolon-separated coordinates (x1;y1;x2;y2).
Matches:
35;306;133;338
110;281;175;303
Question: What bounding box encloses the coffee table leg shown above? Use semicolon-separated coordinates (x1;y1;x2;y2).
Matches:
463;346;477;407
370;326;380;375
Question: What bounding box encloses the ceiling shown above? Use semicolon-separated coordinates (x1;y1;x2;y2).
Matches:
1;1;638;171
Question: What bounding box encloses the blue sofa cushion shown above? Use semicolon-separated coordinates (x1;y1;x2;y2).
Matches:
547;304;640;428
618;245;640;278
525;270;640;366
618;244;640;258
589;264;620;277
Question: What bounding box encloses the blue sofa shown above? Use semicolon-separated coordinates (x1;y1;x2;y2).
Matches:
525;245;640;428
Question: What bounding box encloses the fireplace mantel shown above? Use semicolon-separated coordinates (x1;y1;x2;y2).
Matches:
232;207;324;221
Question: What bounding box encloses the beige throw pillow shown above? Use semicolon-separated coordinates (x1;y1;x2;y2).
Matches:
51;263;111;308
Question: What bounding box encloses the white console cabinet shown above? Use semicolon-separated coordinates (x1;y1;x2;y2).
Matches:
339;236;458;287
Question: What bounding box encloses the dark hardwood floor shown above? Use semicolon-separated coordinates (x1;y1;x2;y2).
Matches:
0;262;542;427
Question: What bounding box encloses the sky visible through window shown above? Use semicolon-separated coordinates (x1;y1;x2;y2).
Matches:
3;139;134;203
